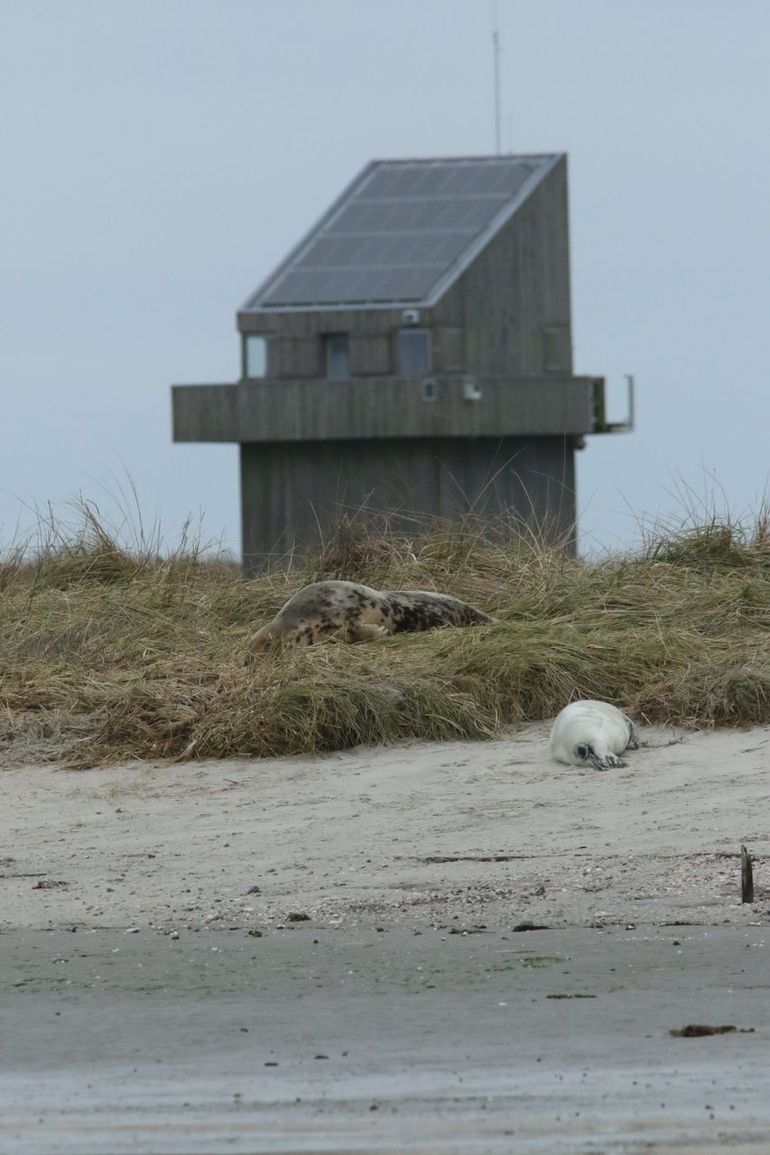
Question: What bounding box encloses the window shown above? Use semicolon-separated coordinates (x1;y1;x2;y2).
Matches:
397;328;431;376
323;333;351;379
244;335;269;379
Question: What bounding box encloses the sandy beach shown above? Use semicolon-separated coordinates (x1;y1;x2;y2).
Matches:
3;723;770;1153
2;723;768;933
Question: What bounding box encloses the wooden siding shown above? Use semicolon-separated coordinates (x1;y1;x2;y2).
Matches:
432;327;466;373
350;334;391;375
273;336;320;377
242;319;404;379
239;436;577;573
238;307;407;337
172;375;602;443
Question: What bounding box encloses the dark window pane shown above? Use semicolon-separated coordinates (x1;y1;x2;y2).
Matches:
324;333;350;379
397;329;431;376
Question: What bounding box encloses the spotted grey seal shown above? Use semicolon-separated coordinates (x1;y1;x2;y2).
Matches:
248;579;497;654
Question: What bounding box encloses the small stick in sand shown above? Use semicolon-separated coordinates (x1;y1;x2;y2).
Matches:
741;844;754;904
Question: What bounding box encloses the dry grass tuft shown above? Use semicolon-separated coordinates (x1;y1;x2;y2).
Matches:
2;507;770;768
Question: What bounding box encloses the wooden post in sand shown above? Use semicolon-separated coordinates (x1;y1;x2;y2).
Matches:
741;844;754;904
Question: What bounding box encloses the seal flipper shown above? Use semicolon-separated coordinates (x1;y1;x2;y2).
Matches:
592;752;626;770
345;622;391;643
575;743;626;771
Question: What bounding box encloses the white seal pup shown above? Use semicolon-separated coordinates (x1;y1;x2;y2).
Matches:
549;699;640;771
248;579;497;655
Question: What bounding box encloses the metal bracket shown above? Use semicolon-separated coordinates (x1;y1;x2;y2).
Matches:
597;374;635;433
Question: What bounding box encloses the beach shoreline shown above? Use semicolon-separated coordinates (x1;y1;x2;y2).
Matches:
4;725;770;1152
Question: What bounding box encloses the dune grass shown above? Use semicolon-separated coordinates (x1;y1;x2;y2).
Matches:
2;506;770;767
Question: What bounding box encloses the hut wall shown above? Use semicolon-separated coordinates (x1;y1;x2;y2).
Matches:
432;156;572;376
239;435;577;572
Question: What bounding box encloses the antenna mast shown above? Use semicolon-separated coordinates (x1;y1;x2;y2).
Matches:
492;22;502;155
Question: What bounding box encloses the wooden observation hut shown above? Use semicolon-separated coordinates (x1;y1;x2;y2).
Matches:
172;154;625;573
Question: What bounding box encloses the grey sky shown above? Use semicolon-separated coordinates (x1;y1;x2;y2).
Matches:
2;0;769;556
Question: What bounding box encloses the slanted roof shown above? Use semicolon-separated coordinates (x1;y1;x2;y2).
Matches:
242;154;562;313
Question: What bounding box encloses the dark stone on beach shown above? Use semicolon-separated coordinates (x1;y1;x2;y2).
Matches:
670;1024;755;1037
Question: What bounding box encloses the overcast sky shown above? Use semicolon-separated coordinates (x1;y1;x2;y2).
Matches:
2;0;769;558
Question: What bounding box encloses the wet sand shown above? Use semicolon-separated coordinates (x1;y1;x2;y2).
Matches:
2;925;770;1153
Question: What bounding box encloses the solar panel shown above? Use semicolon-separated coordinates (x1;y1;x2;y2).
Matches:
245;155;561;310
